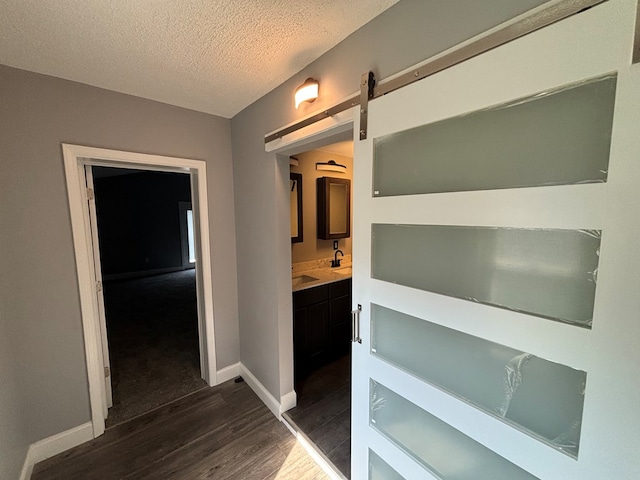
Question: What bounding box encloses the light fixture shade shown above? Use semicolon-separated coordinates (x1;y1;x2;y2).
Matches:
316;160;346;173
295;78;319;108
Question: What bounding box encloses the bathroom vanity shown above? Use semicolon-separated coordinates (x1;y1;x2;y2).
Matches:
292;271;351;381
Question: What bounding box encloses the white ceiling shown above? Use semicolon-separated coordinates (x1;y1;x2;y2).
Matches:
0;0;399;118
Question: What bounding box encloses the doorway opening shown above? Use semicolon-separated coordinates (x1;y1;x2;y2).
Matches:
91;167;207;427
284;138;354;479
63;144;217;438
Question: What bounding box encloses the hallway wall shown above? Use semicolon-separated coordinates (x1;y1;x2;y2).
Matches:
0;313;28;479
0;64;240;476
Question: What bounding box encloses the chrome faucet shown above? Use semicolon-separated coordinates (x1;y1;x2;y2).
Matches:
331;249;344;268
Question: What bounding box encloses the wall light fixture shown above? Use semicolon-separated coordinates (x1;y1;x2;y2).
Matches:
295;78;319;108
316;160;346;174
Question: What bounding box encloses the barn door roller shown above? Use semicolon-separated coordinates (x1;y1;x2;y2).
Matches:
359;72;376;140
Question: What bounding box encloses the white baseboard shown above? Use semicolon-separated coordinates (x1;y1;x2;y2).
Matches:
240;363;282;418
216;362;240;385
239;363;297;419
280;390;297;413
20;422;93;480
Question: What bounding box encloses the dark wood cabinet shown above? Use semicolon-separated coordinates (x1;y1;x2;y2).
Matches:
316;177;351;240
293;278;352;382
328;280;352;359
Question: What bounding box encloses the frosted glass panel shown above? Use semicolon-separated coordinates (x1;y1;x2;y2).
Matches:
369;450;405;480
373;75;616;196
372;305;586;456
371;224;600;327
370;381;539;479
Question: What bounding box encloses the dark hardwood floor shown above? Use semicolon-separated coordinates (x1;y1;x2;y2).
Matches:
284;354;351;479
104;269;206;427
32;380;329;480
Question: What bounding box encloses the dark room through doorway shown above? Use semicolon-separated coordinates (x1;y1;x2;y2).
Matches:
92;166;207;427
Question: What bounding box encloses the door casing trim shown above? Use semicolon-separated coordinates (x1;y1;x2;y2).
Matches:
62;143;218;438
265;109;356;414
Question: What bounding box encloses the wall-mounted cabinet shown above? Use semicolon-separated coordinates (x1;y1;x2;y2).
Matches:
317;176;351;239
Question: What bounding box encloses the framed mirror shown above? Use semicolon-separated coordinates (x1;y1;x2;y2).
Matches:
290;172;303;243
317;177;351;239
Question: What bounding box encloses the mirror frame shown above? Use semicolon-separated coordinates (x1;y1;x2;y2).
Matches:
317;176;351;240
291;172;303;243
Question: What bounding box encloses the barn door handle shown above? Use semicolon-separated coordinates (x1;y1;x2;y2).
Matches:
351;304;362;344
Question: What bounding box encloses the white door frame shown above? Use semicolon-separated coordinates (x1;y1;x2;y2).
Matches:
84;166;113;413
63;144;218;438
265;108;355;408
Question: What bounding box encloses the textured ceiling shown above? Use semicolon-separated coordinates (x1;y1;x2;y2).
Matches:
0;0;399;118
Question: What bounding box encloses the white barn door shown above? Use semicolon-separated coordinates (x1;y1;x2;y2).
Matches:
351;1;640;478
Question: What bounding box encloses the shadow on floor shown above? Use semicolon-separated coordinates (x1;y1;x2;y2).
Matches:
103;269;207;427
284;353;351;478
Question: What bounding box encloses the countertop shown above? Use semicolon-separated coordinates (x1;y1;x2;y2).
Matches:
292;264;352;292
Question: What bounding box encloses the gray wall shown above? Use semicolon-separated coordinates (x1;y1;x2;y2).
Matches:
0;314;28;480
0;64;239;472
0;89;27;479
231;0;548;401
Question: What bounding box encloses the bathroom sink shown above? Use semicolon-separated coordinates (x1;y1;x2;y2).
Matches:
333;267;352;275
292;274;319;287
